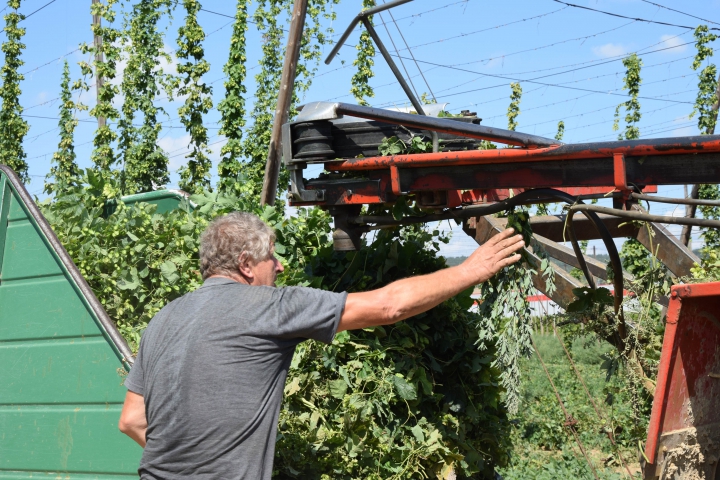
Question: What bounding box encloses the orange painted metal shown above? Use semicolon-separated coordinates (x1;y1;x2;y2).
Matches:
326;138;720;171
644;282;720;466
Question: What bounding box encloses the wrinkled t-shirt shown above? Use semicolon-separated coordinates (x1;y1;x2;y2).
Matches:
124;277;347;480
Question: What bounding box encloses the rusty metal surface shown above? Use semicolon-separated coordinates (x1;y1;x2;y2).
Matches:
328;135;720;171
631;204;701;278
644;282;720;479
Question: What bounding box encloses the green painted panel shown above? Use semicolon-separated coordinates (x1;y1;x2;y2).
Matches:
0;471;137;479
0;276;101;342
2;220;62;280
6;190;27;222
0;338;125;404
0;405;142;474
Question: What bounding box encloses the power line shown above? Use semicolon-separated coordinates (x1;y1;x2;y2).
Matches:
394;55;696;104
22;0;58;20
376;11;422;100
398;6;570;52
551;0;720;31
22;48;81;75
379;2;436;101
638;0;720;26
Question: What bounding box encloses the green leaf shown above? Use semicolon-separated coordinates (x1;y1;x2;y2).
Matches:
411;425;424;443
391;375;417;401
328;379;347;399
160;260;180;284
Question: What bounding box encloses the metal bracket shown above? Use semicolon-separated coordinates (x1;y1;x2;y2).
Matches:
613;153;632;208
283;122;325;202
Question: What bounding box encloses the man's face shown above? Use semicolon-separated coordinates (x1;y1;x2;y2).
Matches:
250;245;285;286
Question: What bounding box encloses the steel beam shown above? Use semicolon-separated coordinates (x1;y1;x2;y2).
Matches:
631;204;701;277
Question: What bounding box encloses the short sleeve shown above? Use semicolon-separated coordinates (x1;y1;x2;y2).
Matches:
123;339;145;395
273;287;347;344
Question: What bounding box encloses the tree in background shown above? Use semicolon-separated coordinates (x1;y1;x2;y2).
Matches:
80;0;122;175
118;0;173;194
237;0;286;197
690;25;720;253
507;82;522;131
0;0;29;182
45;60;83;194
555;120;565;142
216;0;249;192
175;0;213;194
350;0;375;106
613;53;642;141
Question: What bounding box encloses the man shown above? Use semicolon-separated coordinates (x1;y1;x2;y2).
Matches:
119;211;524;479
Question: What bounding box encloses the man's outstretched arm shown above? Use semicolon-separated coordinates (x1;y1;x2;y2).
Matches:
119;390;148;447
338;228;524;332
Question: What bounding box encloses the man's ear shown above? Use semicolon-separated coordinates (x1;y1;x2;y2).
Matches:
237;252;254;281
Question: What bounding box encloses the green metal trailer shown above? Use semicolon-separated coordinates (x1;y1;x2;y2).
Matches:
0;166;142;478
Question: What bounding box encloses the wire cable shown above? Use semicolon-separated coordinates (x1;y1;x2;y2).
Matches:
551;0;719;31
22;0;58;20
638;0;720;26
397;6;570;52
381;1;437;102
376;11;422;101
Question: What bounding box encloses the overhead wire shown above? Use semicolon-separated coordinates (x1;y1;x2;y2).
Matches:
396;6;570;52
22;0;58;20
373;33;694;108
381;2;437;102
638;0;720;26
376;11;422;101
550;0;719;31
387;54;695;105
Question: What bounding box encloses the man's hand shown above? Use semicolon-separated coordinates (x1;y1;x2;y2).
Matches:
338;227;525;332
457;227;525;285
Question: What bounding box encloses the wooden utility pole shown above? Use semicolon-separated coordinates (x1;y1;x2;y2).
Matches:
260;0;308;206
92;0;106;129
680;75;720;246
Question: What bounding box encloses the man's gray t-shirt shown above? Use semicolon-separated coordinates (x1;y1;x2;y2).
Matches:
124;277;347;479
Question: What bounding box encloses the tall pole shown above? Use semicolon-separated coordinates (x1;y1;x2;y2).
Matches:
260;0;308;206
92;0;105;129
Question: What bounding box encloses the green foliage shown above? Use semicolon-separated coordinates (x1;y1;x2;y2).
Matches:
236;0;287;196
118;0;173;194
175;0;214;194
276;227;511;479
620;237;650;277
690;25;718;135
507;82;522;132
379;135;432;156
45;60;84;194
555;120;565;142
80;0;122;172
476;209;555;414
216;0;249;191
351;0;376;106
0;0;29;182
499;335;639;480
698;183;720;253
42;170;512;478
613;53;642;140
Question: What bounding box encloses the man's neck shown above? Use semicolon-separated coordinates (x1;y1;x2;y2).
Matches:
208;274;250;285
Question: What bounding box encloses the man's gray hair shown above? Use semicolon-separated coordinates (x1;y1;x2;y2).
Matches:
199;212;276;280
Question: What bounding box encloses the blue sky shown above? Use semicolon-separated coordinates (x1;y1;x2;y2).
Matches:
13;0;720;255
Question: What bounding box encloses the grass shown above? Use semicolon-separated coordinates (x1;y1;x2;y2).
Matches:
499;333;644;480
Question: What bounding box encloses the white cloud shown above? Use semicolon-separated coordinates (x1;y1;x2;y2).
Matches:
659;34;687;54
158;133;191;171
592;43;629;58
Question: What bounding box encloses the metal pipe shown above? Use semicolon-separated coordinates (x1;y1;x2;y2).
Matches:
333;103;560;148
631;191;720;207
569;204;720;228
324;0;413;65
361;19;427;117
327;132;720;170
